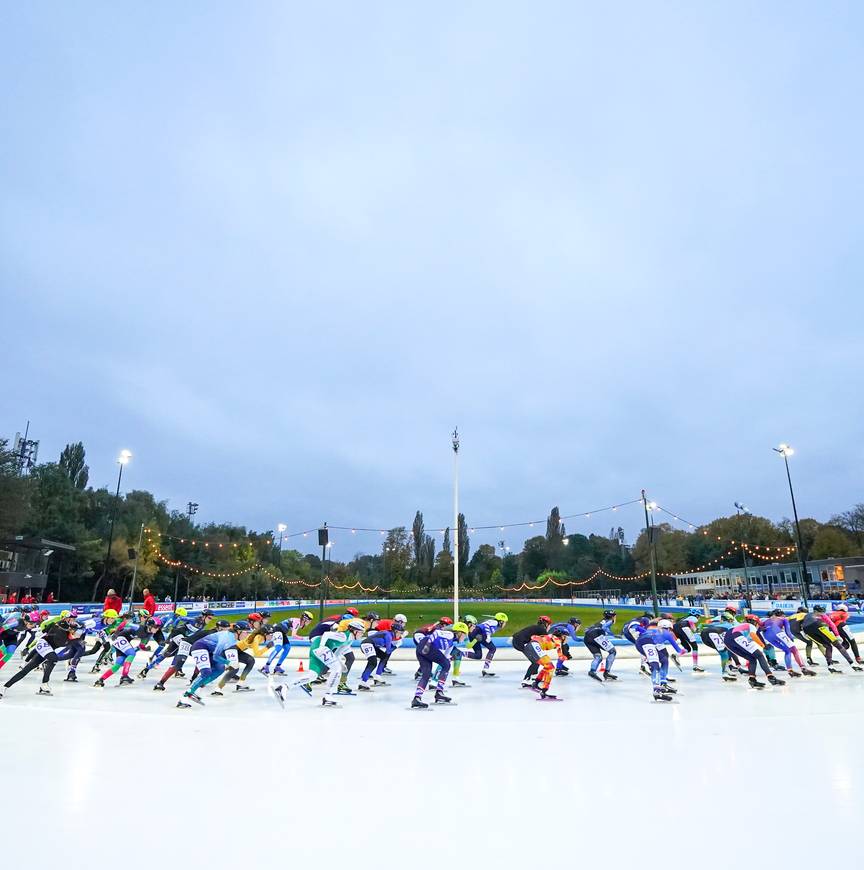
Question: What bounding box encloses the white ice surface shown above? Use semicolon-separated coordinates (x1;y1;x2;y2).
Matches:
2;655;863;868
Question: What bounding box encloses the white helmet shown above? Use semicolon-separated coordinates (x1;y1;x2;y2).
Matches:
658;618;673;630
347;618;366;633
836;603;849;612
393;613;407;624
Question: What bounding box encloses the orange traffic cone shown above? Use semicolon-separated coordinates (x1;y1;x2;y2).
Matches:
297;659;304;672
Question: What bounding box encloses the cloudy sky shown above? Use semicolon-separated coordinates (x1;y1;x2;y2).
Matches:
3;2;862;557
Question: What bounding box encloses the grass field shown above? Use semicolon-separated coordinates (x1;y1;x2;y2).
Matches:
252;601;652;635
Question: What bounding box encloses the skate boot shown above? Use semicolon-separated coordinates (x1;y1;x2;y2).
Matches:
640;662;651;676
235;684;253;692
382;667;394;675
588;670;604;683
660;682;677;694
175;669;187;678
722;672;738;682
411;696;429;709
210;690;224;696
119;675;134;686
806;659;819;667
259;665;271;675
311;675;327;685
273;666;286;675
93;678;105;687
64;671;78;683
802;667;817;676
434;691;452;704
176;699;191;709
37;686;52;696
480;670;496;678
853;665;864;672
272;685;285;707
692;666;705;673
748;676;765;689
521;678;536;688
357;681;373;692
828;665;843;674
539;689;558;700
336;685;356;696
555;669;570;677
372;677;389;687
321;696;339;707
788;670;802;678
556;664;570;674
450;678;467;687
767;673;785;686
603;672;618;681
153;683;166;691
772;663;787;671
185;692;204;706
138;667;149;679
653;687;673;701
299;683;313;697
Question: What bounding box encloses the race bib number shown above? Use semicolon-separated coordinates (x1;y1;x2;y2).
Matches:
736;635;758;653
642;643;660;663
176;640;191;656
594;635;613;652
315;647;335;666
360;642;375;658
35;639;53;658
271;632;284;647
191;649;211;670
225;648;239;666
113;636;133;654
530;641;543;656
775;630;793;647
710;634;726;651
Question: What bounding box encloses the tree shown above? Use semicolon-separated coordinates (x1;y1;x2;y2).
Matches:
0;439;31;538
519;535;547;580
412;511;425;565
830;504;864;548
441;526;451;556
383;528;412;585
457;513;470;570
545;505;564;569
58;442;89;490
467;543;501;587
810;526;855;559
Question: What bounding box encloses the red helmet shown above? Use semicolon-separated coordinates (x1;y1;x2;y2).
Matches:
538;615;552;624
744;614;761;625
40;609;49;616
248;612;263;622
439;616;453;626
345;608;359;617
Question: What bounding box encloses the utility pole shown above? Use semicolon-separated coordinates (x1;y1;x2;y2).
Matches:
452;429;460;623
642;490;659;616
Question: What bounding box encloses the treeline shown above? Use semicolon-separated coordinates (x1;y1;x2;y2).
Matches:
2;439;863;601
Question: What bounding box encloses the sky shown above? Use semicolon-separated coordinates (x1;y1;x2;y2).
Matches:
2;2;863;559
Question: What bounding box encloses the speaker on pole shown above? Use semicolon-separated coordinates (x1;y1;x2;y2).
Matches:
318;528;329;547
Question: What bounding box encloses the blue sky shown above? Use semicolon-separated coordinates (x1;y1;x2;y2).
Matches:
2;2;863;557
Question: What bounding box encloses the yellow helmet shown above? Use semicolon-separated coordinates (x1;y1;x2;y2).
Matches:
103;608;119;620
60;609;71;618
452;621;469;634
494;612;509;623
175;607;188;617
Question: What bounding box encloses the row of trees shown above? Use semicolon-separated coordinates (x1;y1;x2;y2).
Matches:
3;438;864;601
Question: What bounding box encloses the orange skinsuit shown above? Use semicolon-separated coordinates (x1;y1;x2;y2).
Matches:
530;634;562;691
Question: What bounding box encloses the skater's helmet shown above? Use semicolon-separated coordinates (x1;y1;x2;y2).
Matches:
658;618;673;630
145;617;160;630
60;609;71;618
638;616;651;626
103;609;118;620
452;621;469;635
175;607;188;617
538;615;552;625
301;610;314;621
603;610;617;620
724;603;739;613
463;615;477;625
771;609;785;617
345;608;360;617
569;616;582;626
347;618;366;634
836;603;849;612
248;612;263;622
259;610;271;619
393;613;407;624
689;608;701;617
494;612;509;623
439;617;453;626
40;609;49;617
797;606;808;613
137;608;149;619
813;604;826;613
216;619;231;629
551;627;568;638
364;611;380;622
744;614;760;626
201;609;215;619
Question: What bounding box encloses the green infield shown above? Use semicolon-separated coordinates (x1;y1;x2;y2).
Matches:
244;601;655;635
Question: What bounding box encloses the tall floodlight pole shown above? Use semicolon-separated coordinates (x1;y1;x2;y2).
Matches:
96;449;132;601
128;522;145;606
452;429;460;623
276;523;287;569
773;444;810;605
641;490;659;616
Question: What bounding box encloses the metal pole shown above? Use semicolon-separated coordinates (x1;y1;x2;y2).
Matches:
128;522;144;607
452;429;460;623
735;507;752;605
784;453;811;605
642;490;659;616
319;523;327;621
98;462;124;601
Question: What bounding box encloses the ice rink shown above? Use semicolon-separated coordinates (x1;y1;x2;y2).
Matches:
2;653;863;867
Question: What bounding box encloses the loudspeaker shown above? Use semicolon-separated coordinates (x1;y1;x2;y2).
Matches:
318;528;329;547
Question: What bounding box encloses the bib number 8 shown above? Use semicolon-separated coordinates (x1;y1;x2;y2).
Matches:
643;644;660;663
